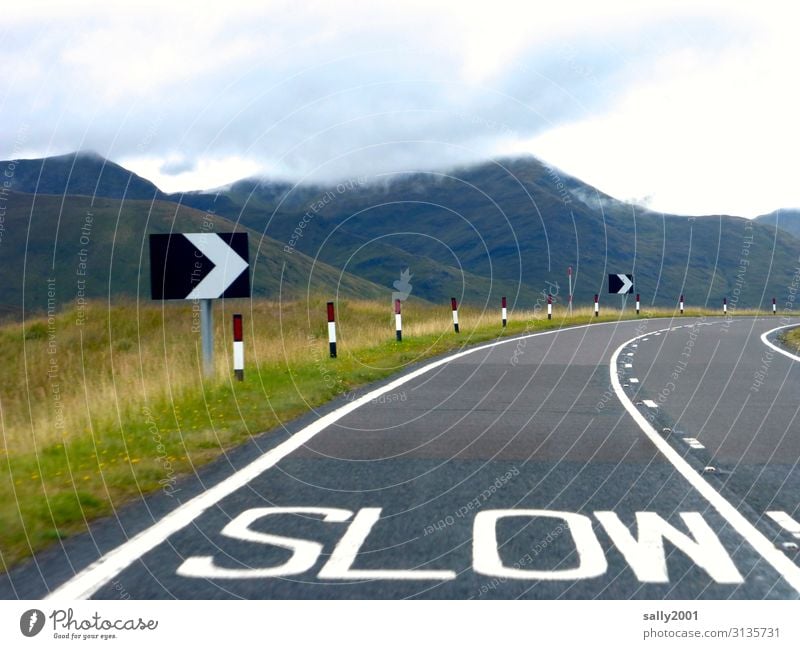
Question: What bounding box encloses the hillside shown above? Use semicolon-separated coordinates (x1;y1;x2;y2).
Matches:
4;152;800;310
1;151;161;200
0;191;386;318
754;209;800;240
192;157;800;309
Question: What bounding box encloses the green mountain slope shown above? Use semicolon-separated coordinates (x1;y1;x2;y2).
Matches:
754;209;800;240
0;191;387;319
201;157;800;309
1;151;161;200
4;152;800;311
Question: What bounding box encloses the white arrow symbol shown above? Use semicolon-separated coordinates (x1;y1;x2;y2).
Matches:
184;233;248;299
617;274;633;293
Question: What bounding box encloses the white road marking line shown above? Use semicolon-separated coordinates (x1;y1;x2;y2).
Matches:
610;329;800;594
632;344;638;348
642;338;649;341
767;511;800;539
629;378;639;384
682;437;705;450
626;352;634;357
760;325;800;363
642;399;658;408
624;363;632;368
47;317;662;601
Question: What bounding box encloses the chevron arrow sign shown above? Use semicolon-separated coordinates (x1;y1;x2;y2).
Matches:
149;233;250;300
609;273;634;294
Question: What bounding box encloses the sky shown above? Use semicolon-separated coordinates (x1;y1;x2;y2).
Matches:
2;0;799;217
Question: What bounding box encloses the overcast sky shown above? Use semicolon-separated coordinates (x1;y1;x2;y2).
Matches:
3;0;799;216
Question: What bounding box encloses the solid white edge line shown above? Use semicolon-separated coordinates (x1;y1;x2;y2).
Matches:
48;317;633;601
761;324;800;363
610;327;800;594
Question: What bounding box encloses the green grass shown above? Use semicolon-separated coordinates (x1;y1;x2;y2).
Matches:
780;326;800;352
0;298;781;570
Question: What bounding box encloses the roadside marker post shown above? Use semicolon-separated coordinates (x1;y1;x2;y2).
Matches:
232;314;244;381
680;295;684;315
635;293;640;315
451;297;460;333
395;299;402;342
501;296;507;327
547;294;552;319
594;294;599;317
327;302;337;358
773;297;777;314
723;297;728;315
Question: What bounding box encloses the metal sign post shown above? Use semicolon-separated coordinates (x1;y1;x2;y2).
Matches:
200;299;214;376
568;266;573;316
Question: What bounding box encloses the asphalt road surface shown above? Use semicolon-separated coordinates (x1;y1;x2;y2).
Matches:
2;316;800;599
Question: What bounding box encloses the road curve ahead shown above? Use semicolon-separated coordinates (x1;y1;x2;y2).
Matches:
3;316;800;600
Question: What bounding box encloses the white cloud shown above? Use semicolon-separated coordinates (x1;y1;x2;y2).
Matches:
3;0;800;214
121;154;263;193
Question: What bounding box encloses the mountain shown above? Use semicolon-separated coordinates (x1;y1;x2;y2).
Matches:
1;151;161;200
4;151;800;312
0;190;386;319
754;209;800;240
184;157;800;309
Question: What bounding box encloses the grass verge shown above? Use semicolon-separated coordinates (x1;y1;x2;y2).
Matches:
779;325;800;353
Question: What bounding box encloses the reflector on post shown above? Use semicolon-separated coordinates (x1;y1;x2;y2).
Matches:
451;297;459;333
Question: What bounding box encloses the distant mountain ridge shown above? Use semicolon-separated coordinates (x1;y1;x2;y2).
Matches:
2;151;161;200
754;209;800;240
3;151;800;311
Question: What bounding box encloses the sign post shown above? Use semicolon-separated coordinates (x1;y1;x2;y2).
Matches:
149;232;250;378
567;267;573;316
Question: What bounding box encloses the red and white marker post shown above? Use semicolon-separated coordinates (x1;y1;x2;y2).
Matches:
680;294;684;315
723;297;728;315
232;313;244;381
327;301;337;358
547;293;552;319
501;296;507;327
594;294;599;317
451;297;460;333
395;299;402;342
773;297;777;314
635;293;640;315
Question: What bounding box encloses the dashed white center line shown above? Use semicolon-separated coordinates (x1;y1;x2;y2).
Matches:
626;352;634;357
683;437;705;450
624;363;632;368
642;399;658;408
767;512;800;539
629;378;639;383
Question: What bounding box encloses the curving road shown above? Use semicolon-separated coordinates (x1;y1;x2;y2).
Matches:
2;316;799;599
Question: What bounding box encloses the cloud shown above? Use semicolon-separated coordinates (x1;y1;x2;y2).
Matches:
1;0;798;214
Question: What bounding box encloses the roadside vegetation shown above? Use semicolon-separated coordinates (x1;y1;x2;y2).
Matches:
780;325;800;352
0;297;776;569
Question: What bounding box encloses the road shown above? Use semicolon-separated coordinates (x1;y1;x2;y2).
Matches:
2;316;799;599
